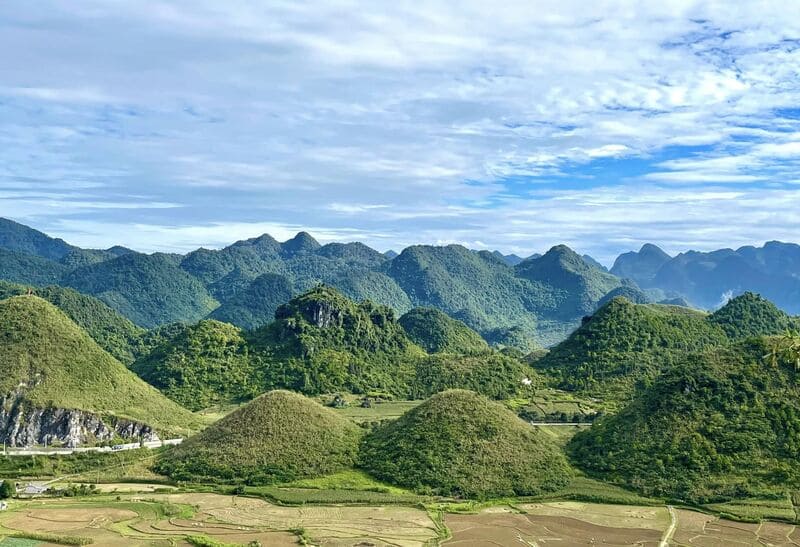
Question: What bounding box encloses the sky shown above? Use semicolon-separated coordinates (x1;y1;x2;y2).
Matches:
1;1;800;265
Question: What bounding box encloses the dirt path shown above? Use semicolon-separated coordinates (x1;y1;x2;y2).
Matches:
659;505;676;547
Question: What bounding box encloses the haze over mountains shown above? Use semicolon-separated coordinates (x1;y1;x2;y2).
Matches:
2;217;799;348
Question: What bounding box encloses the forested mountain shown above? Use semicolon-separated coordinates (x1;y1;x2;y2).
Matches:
537;292;799;403
399;307;488;354
0;218;76;260
569;338;800;502
536;298;727;402
515;245;625;320
610;244;672;286
62;252;219;327
2;218;799;350
0;296;199;446
130;286;536;407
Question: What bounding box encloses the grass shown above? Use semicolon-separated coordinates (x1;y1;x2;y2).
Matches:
156;391;363;484
0;448;161;480
244;485;424;505
527;476;664;506
282;469;414;495
704;495;797;523
333;400;422;423
0;296;201;435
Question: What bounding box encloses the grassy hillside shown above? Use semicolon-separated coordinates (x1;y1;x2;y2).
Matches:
569;338;800;502
156;390;362;484
0;296;199;434
359;390;572;498
63;252;219;328
0;281;145;365
399;307;488;354
133;320;257;411
536;297;727;401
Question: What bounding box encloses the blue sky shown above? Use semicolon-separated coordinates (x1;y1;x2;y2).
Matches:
1;1;800;265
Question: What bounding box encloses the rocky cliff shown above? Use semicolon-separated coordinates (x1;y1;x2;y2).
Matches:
0;392;158;447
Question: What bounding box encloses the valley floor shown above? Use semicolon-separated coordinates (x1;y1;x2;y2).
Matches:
0;492;798;546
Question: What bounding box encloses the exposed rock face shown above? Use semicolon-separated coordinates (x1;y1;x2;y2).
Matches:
301;299;343;329
0;392;158;447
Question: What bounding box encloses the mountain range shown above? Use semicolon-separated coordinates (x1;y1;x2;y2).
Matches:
2;217;799;348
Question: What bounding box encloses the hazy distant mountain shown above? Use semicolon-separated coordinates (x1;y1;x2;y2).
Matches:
581;254;607;271
610;244;672;286
649;242;800;313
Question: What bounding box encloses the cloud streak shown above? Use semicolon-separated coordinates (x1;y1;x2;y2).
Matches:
0;1;799;263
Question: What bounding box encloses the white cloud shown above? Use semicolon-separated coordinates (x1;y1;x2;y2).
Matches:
0;1;799;260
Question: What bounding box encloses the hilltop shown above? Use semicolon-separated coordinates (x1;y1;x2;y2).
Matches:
359;390;572;498
0;296;199;445
156;390;362;484
0;281;145;365
515;245;625;320
536;297;728;401
569;338;800;502
708;291;799;339
399;307;488;354
249;286;424;396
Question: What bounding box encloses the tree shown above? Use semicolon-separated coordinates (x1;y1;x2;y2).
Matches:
766;330;800;371
0;480;15;499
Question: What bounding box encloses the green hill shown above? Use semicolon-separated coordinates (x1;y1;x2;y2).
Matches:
249;286;424;396
0;281;144;365
63;252;219;328
359;390;572;498
0;249;67;286
384;245;545;344
155;390;362;484
596;286;652;309
709;292;799;340
410;352;537;399
0;296;199;440
399;307;488;354
0;217;76;260
207;273;295;330
515;245;625;320
536;297;727;401
569;338;800;502
132;320;257;411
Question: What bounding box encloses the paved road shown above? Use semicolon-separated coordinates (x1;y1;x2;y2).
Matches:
529;422;592;426
2;438;183;456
